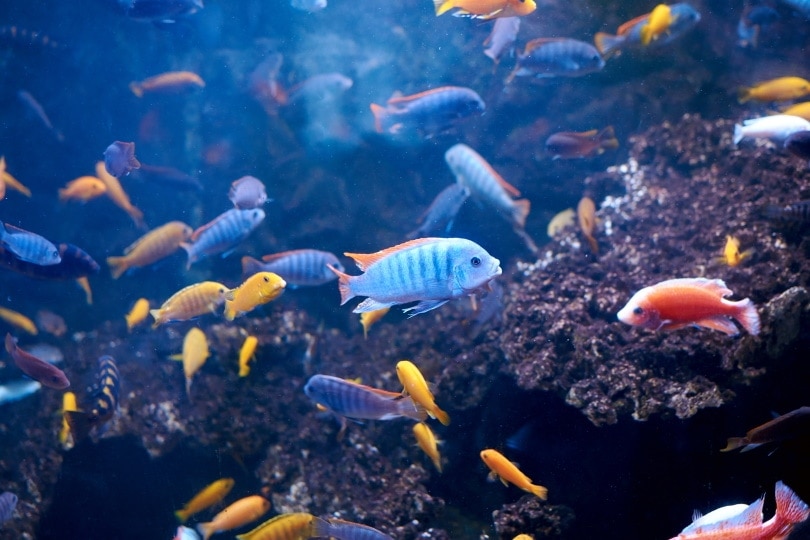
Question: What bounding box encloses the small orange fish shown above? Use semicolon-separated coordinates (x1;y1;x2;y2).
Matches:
545;127;619;159
434;0;535;19
125;298;150;331
0;157;31;198
130;71;205;98
577;196;599;254
95;162;145;228
196;495;270;540
413;422;443;472
58;176;107;202
617;278;760;336
480;448;548;499
107;221;193;279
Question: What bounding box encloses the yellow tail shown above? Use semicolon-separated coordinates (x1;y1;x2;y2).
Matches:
106;256;128;279
530;483;549;500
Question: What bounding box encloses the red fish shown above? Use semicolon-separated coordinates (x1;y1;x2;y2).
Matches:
669;481;809;539
617;278;760;335
5;333;70;389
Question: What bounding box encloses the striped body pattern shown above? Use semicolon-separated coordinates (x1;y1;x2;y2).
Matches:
107;221;192;278
764;199;810;227
0;221;60;266
509;38;604;80
0;242;98;281
310;517;394;540
242;249;343;287
445;144;530;229
236;512;316;540
85;355;120;426
370;86;485;136
331;237;501;316
182;208;265;268
304;374;427;421
150;281;229;326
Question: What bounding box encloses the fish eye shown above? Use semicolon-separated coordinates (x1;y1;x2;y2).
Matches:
263;275;270;282
471;256;481;267
633;307;644;315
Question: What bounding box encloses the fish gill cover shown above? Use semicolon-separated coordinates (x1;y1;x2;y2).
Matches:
1;1;810;540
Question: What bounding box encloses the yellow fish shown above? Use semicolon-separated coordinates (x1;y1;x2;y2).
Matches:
107;221;192;279
76;276;93;305
360;307;389;339
640;4;672;46
0;157;32;197
716;235;752;267
480;448;548;500
59;391;79;447
95;161;145;228
235;512;316;540
546;208;576;238
513;535;534;540
238;335;259;377
0;306;38;335
738;76;810;103
174;478;235;524
58;176;107;202
781;101;810;121
197;495;270;540
150;281;229;327
413;422;442;473
577;196;598;254
223;272;286;321
125;298;150;331
170;327;209;395
396;360;450;426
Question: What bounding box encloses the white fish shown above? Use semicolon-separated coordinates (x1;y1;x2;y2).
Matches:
0;379;42;406
733;114;810;144
483;17;520;64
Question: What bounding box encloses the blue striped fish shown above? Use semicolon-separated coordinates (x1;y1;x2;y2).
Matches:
407;183;470;239
370;86;485;137
241;249;344;287
329;237;501;316
0;379;41;406
0;221;60;266
182;209;265;268
0;491;17;524
445;144;530;229
506;38;604;82
310;517;394;540
304;374;427;421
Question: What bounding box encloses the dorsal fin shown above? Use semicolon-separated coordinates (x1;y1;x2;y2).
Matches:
261;249;304;262
617;13;650;35
345;237;438;271
670;277;732;297
523;37;564;54
387;87;449;106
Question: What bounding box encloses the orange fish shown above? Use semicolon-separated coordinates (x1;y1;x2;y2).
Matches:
577;196;599;254
434;0;535;19
130;71;205;98
106;221;192;279
0;157;31;198
58;176;107;202
196;495;270;540
95;162;145;228
617;278;760;336
669;481;809;539
480;448;548;499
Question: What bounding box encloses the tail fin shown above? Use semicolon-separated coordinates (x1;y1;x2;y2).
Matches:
594;32;623;58
129;82;143;98
434;0;454;15
180;242;195;270
530;483;549;500
512;198;531;229
369;103;388;133
64;410;92;442
106;256;127;280
327;264;354;305
150;309;163;328
241;256;264;278
720;437;749;452
733;124;744;145
433;406;451;426
774;481;810;527
732;298;760;336
599;126;620;151
174;510;189;524
737;87;752;104
309;517;332;538
196;522;213;540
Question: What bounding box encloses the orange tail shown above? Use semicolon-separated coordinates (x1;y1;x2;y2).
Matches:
328;264;354;305
512;198;531;229
106;256;128;280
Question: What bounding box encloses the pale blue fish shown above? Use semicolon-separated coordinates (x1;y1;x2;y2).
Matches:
483;17;520;65
181;208;265;268
0;221;61;266
228;176;268;210
506;38;604;82
407;183;470;239
304;374;427;421
444;144;529;229
329;237;502;316
370;86;485;137
594;2;701;58
310;517;394;540
0;379;42;406
0;492;16;524
288;73;353;104
241;249;344;287
174;525;201;540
